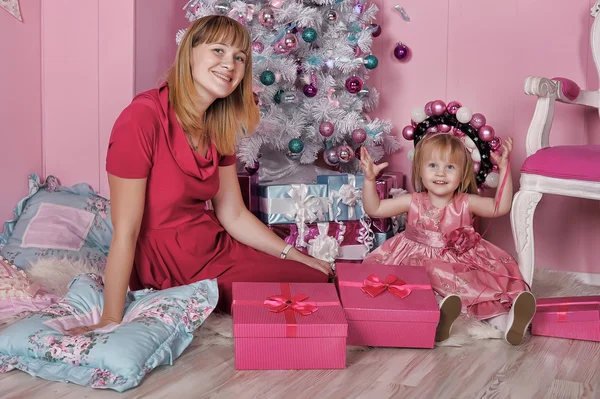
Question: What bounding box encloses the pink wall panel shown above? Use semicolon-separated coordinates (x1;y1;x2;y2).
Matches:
98;1;136;197
41;0;100;191
0;2;42;231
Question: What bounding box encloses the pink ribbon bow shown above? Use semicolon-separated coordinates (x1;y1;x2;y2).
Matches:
264;293;318;316
361;274;412;299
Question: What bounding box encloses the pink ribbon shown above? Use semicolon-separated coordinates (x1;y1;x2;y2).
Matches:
338;274;432;299
536;299;600;323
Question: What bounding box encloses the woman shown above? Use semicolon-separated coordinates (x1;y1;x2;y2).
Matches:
69;15;330;334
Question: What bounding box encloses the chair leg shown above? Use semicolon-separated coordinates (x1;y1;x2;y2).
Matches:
510;190;543;287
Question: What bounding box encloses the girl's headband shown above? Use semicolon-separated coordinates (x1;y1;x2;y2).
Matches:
401;100;502;191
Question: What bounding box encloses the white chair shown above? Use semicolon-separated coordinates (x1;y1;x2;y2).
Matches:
510;2;600;286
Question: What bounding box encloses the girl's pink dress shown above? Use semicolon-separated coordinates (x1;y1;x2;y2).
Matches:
363;192;529;319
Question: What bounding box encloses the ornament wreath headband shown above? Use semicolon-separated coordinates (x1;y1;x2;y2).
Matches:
400;100;503;192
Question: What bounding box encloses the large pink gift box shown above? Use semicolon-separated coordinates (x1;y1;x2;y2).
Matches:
335;263;439;348
231;282;348;370
530;296;600;342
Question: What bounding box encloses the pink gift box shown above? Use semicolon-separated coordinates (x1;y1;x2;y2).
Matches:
269;221;373;261
531;296;600;342
231;282;348;370
335;263;439;348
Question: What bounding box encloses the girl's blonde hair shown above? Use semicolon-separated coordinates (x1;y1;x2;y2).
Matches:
165;15;259;156
411;134;478;195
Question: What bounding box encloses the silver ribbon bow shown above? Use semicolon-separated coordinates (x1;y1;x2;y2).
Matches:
307;222;341;263
328;174;363;222
286;184;325;248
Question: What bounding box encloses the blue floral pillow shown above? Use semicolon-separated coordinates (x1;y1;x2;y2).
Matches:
0;274;219;392
0;174;112;269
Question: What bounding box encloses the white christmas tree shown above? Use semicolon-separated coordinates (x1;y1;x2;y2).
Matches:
178;0;400;177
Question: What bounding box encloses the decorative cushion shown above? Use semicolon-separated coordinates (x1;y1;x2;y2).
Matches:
0;274;218;392
0;174;112;269
521;145;600;182
0;256;59;319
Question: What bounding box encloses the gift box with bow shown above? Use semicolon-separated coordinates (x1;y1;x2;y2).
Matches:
231;282;348;370
269;220;374;261
258;183;329;225
335;263;439;348
530;296;600;342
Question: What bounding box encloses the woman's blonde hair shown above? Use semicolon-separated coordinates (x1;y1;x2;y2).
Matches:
411;134;478;195
165;15;259;155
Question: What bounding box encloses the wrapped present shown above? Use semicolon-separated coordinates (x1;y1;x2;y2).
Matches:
317;174;365;222
530;296;600;342
258;183;329;226
380;171;404;190
335;263;439;348
231;282;348;370
269;220;374;261
238;172;259;216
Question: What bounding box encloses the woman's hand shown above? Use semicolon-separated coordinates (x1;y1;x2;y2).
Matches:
287;248;333;275
490;136;513;171
66;316;121;335
360;147;388;181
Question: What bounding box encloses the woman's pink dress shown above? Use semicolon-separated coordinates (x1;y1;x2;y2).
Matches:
363;192;529;319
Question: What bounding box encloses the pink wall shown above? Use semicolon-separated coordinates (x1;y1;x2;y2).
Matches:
0;3;43;230
370;0;600;274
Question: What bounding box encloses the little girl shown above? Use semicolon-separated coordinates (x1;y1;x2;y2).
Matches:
360;134;536;345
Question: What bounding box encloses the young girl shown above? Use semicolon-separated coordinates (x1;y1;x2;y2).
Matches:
360;134;536;345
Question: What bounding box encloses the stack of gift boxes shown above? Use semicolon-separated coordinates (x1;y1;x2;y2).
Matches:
230;171;600;371
237;171;405;264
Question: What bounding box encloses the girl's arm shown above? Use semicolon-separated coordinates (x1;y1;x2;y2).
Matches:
469;137;514;218
212;164;332;275
360;147;412;218
68;174;147;334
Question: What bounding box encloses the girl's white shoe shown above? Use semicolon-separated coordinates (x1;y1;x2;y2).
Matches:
505;291;536;345
435;294;462;342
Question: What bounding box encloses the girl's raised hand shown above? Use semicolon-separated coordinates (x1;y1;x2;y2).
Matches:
360;147;388;181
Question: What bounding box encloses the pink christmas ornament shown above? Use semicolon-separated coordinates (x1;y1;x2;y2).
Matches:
283;33;298;50
258;7;275;28
438;124;451;132
402;125;415;140
478;125;495;142
470;113;487;130
431;100;447;116
352;128;367;143
393;42;410;60
345;76;363;94
245;160;259;175
447;101;462;115
424;101;434;116
337;145;354;163
252;41;264;53
477;187;485;196
489;136;502;151
303;84;318;97
323;148;340;166
319;121;335;137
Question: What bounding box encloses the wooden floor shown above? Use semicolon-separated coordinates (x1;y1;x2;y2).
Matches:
0;332;599;399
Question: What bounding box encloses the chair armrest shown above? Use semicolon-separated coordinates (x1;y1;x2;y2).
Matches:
522;76;599;156
525;76;598;107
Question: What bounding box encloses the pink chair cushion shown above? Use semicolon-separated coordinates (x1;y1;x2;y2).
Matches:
521;145;600;181
551;77;581;101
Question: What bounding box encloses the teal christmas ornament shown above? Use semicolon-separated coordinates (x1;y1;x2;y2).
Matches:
364;54;378;70
288;138;304;154
302;28;317;43
260;70;276;85
274;90;284;104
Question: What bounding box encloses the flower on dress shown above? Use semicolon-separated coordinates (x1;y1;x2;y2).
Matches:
442;226;481;256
